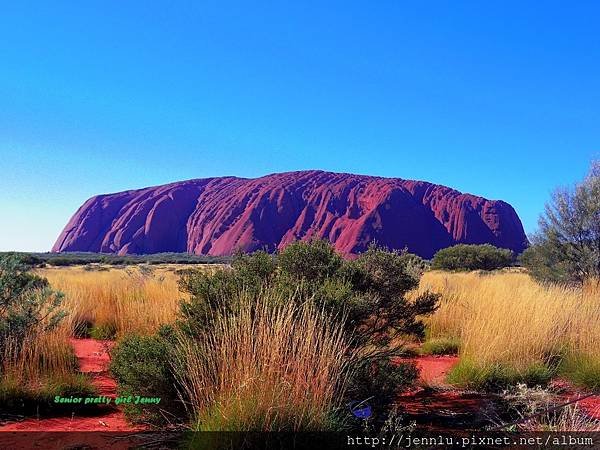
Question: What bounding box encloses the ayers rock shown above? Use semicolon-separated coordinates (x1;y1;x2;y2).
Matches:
52;170;528;258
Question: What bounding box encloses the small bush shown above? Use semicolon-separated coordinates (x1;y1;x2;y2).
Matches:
448;360;554;391
519;239;571;284
110;326;183;424
0;254;89;418
421;337;460;355
178;268;242;334
278;240;343;282
174;241;439;429
560;354;600;391
231;250;277;286
344;358;418;420
431;244;514;271
0;254;66;356
180;241;439;351
89;323;117;340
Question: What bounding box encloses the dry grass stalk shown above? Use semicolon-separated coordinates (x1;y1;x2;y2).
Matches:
174;290;350;431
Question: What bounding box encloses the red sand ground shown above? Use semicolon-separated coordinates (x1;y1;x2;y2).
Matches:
1;342;598;445
396;356;496;430
399;355;600;427
412;355;458;385
0;338;143;432
552;379;600;420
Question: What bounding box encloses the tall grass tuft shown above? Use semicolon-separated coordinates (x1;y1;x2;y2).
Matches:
1;327;95;407
419;271;600;389
174;290;350;431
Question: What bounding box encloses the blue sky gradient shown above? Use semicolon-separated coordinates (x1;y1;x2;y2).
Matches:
1;1;598;251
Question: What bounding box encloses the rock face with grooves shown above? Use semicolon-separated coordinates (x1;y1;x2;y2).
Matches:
52;170;528;258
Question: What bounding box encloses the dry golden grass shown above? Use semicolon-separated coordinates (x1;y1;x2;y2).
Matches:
418;271;600;387
3;264;212;404
174;289;350;431
0;326;95;403
2;328;75;384
37;265;207;337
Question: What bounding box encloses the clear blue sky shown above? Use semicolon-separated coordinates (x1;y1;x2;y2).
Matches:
1;1;598;251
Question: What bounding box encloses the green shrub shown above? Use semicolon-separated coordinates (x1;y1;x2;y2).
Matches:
117;242;438;429
231;250;277;285
0;254;98;418
431;244;514;271
345;358;418;420
89;323;117;340
0;254;65;360
110;326;184;424
421;337;460;355
519;237;572;284
278;240;343;282
0;373;97;416
448;360;554;391
178;268;242;335
346;245;439;345
176;241;439;428
559;354;600;391
0;252;43;267
180;241;438;352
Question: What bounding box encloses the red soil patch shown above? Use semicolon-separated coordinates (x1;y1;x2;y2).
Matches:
0;338;143;432
396;355;498;430
398;355;600;429
72;338;114;375
552;379;600;420
576;397;600;420
412;355;458;385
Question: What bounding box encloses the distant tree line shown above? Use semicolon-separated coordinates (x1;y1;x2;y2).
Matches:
0;252;231;267
19;157;600;287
